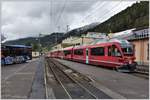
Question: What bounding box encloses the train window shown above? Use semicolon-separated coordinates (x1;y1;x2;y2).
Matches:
91;47;104;56
74;49;83;55
121;45;134;56
147;43;149;60
86;49;88;55
108;45;121;57
122;47;133;53
63;50;71;56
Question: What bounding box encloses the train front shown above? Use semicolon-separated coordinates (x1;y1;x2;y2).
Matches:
118;40;137;72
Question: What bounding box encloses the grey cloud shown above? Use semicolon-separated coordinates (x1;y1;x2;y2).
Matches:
1;0;136;41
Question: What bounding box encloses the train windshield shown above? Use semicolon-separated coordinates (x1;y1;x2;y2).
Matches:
121;46;134;56
116;39;134;56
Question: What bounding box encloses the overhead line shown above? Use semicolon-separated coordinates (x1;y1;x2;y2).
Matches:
54;0;103;32
55;0;68;28
97;0;122;22
50;0;52;29
79;0;123;30
81;1;106;23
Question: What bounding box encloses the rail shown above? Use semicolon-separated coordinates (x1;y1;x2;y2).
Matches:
46;58;100;99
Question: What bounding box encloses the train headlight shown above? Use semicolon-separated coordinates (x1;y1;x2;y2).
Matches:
129;60;132;64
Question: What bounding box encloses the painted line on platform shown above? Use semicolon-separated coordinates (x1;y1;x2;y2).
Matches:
4;60;38;81
44;60;48;99
91;79;126;99
4;63;30;81
3;94;27;99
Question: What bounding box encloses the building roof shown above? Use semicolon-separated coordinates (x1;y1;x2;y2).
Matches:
4;45;32;48
127;28;149;41
1;34;6;41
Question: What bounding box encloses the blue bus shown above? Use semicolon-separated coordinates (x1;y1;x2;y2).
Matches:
1;45;32;65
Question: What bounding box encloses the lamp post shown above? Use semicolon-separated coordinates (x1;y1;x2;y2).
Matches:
38;33;42;55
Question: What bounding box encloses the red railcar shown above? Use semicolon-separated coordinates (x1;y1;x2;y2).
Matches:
63;46;73;60
49;39;137;72
50;51;58;58
72;46;86;63
57;51;62;58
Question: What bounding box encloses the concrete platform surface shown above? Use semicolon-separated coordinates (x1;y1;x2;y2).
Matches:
1;58;42;99
56;58;149;99
29;57;46;99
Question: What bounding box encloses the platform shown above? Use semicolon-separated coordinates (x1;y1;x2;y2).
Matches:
55;58;149;99
1;58;45;99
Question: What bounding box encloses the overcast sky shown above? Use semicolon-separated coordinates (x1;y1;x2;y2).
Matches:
1;0;137;41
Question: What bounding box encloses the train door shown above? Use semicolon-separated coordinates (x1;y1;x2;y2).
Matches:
86;48;89;64
106;44;123;67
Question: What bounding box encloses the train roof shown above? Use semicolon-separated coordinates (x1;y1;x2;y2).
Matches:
50;39;132;52
63;46;74;50
73;39;131;49
73;42;118;49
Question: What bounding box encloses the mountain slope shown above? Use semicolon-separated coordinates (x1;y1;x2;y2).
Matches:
3;32;64;49
93;1;149;33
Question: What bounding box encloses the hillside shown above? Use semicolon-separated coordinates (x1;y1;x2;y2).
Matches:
93;1;149;33
3;32;64;50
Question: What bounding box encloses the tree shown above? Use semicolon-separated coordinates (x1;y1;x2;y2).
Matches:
32;43;39;51
25;41;32;46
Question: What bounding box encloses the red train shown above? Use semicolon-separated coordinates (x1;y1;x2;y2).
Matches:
48;39;137;72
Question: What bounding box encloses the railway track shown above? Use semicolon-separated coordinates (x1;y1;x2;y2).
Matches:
46;58;111;99
135;66;149;74
47;58;97;99
131;65;149;79
132;71;149;79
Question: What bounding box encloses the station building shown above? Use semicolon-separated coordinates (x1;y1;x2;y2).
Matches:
60;32;106;48
32;51;40;58
128;28;149;66
51;32;104;50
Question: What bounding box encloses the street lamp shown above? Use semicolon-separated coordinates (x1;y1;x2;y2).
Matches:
37;33;42;55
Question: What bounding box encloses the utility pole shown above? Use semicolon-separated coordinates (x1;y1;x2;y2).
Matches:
55;33;58;45
57;26;60;32
55;26;60;45
81;36;84;45
66;25;69;33
38;33;42;55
